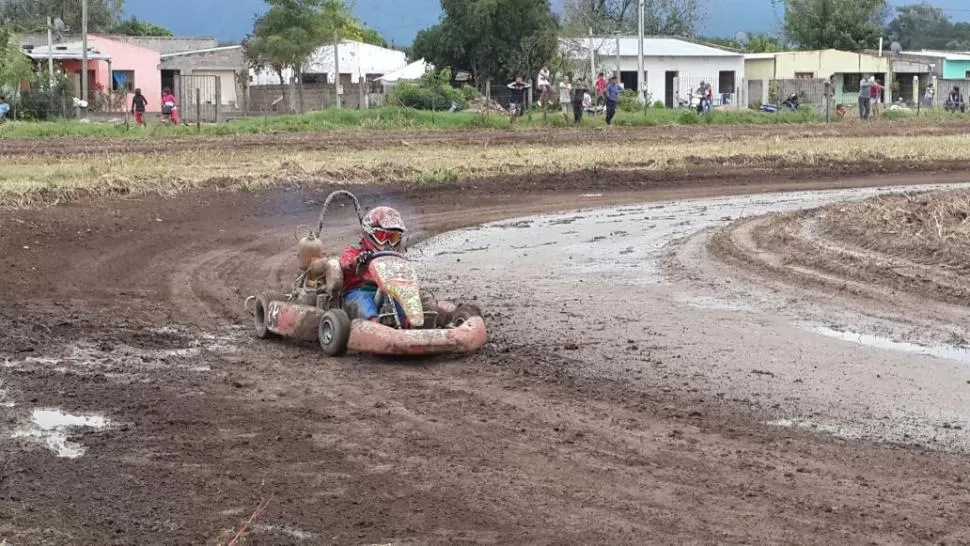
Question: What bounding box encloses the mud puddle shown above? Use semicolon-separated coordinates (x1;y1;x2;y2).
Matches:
415;182;970;451
807;325;970;363
12;408;110;458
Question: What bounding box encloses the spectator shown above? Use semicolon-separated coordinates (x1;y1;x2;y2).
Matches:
0;96;9;123
594;72;607;107
605;75;623;125
558;75;572;123
506;74;530;121
923;84;935;108
572;77;588;125
946;85;965;113
161;87;179;125
869;76;883;119
537;65;551;108
859;75;872;120
130;88;148;126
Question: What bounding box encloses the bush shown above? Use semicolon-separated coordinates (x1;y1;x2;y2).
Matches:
618;89;641;112
652;100;666;109
388;69;470;111
460;85;479;102
678;109;701;124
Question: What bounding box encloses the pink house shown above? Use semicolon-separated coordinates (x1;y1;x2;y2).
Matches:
28;35;162;112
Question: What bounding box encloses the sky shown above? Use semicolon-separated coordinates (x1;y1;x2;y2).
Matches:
123;0;970;46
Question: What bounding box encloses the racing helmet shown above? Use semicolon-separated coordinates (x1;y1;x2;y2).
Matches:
361;206;406;251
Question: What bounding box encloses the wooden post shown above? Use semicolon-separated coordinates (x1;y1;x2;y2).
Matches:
195;88;201;132
358;75;365;110
334;32;342;109
214;76;222;123
485;80;491;119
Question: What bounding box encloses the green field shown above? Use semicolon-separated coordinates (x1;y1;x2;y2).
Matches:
2;104;950;140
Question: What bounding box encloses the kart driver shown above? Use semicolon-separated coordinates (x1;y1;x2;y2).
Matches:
338;206;407;322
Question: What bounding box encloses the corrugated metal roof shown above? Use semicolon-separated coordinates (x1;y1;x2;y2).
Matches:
561;36;743;58
744;53;777;60
160;45;242;59
919;50;970;61
22;42;112;61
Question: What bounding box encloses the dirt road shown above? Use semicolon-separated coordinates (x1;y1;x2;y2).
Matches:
2;170;970;544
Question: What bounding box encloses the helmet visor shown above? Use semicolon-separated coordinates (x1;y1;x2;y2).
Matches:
371;228;403;247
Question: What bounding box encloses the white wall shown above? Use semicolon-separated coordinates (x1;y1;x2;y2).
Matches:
249;41;407;85
594;55;746;106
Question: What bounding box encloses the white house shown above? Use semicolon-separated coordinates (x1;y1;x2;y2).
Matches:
250;40;407;87
560;36;746;108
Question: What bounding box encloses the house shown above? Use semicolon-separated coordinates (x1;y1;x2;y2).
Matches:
249;40;408;89
160;46;245;109
916;50;970;79
744;49;891;106
22;35;162;111
560;36;746;108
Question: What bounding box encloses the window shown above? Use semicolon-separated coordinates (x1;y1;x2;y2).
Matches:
111;70;134;92
842;73;862;92
966;71;970;79
794;72;814;79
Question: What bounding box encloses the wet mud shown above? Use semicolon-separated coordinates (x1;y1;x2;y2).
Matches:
2;169;970;544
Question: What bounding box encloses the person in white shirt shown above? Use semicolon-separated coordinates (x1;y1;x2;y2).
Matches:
537;65;551;107
558;75;572;122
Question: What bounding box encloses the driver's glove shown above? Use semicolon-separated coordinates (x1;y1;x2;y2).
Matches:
355;251;373;274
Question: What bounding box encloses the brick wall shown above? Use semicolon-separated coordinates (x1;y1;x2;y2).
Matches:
248;82;369;112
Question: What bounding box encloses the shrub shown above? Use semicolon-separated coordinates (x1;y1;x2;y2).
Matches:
388;70;470;111
652;100;666;109
460;85;479;102
618;89;641;112
677;109;701;124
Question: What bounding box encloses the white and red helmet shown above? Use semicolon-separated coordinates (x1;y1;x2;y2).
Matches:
360;206;406;251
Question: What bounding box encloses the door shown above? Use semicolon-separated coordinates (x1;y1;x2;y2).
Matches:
665;71;678;108
718;70;736;105
161;69;179;94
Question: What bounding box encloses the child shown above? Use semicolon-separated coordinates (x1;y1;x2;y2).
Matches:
537;65;551;107
605;75;623;125
130;88;148;126
161;87;178;125
572;78;588;124
558;75;572;123
338;206;408;322
506;74;531;121
0;96;9;123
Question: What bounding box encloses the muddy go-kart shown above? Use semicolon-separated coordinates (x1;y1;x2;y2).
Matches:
245;191;487;357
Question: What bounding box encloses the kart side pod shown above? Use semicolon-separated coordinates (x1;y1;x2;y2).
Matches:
251;294;487;356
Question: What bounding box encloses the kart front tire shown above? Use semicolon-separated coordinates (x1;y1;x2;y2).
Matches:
254;292;284;339
319;309;351;356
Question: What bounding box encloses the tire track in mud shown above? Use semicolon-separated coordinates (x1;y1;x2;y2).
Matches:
4;178;970;543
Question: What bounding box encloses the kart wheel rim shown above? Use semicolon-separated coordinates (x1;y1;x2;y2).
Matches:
321;320;334;344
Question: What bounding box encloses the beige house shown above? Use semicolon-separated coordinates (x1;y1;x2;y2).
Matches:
744;49;891;106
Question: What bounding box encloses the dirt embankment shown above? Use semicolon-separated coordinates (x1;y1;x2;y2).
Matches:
3;172;970;544
711;187;970;308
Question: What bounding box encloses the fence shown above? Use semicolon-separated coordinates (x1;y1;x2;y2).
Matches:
174;74;221;123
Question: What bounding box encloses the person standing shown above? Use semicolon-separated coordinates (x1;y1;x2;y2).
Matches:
923;84;935;109
0;96;9;123
869;76;883;119
572;77;588;125
130;88;148;126
594;72;607;108
605;75;623;125
558;75;572;123
506;74;530;122
858;75;872;120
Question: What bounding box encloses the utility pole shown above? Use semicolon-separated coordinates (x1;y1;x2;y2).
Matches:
334;30;341;108
81;0;89;106
588;27;595;79
615;35;621;80
46;17;55;87
637;0;645;103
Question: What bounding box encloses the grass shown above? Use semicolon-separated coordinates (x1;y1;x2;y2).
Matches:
3;132;970;207
7;103;968;140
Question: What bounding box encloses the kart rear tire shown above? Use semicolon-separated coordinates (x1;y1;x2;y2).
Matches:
319;309;351;356
450;304;484;328
254;292;284;339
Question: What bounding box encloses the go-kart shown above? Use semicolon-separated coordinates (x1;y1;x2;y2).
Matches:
245;191;487;357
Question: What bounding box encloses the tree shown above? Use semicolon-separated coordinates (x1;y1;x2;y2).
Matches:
412;0;559;85
107;16;173;36
0;0;123;33
886;4;970;51
243;0;360;113
561;0;703;36
703;33;789;53
779;0;888;51
0;23;35;114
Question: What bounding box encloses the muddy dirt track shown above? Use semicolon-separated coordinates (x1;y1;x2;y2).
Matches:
5;121;970;157
2;166;970;544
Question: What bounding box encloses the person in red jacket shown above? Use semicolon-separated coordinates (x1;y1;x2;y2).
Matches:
338;206;407;321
